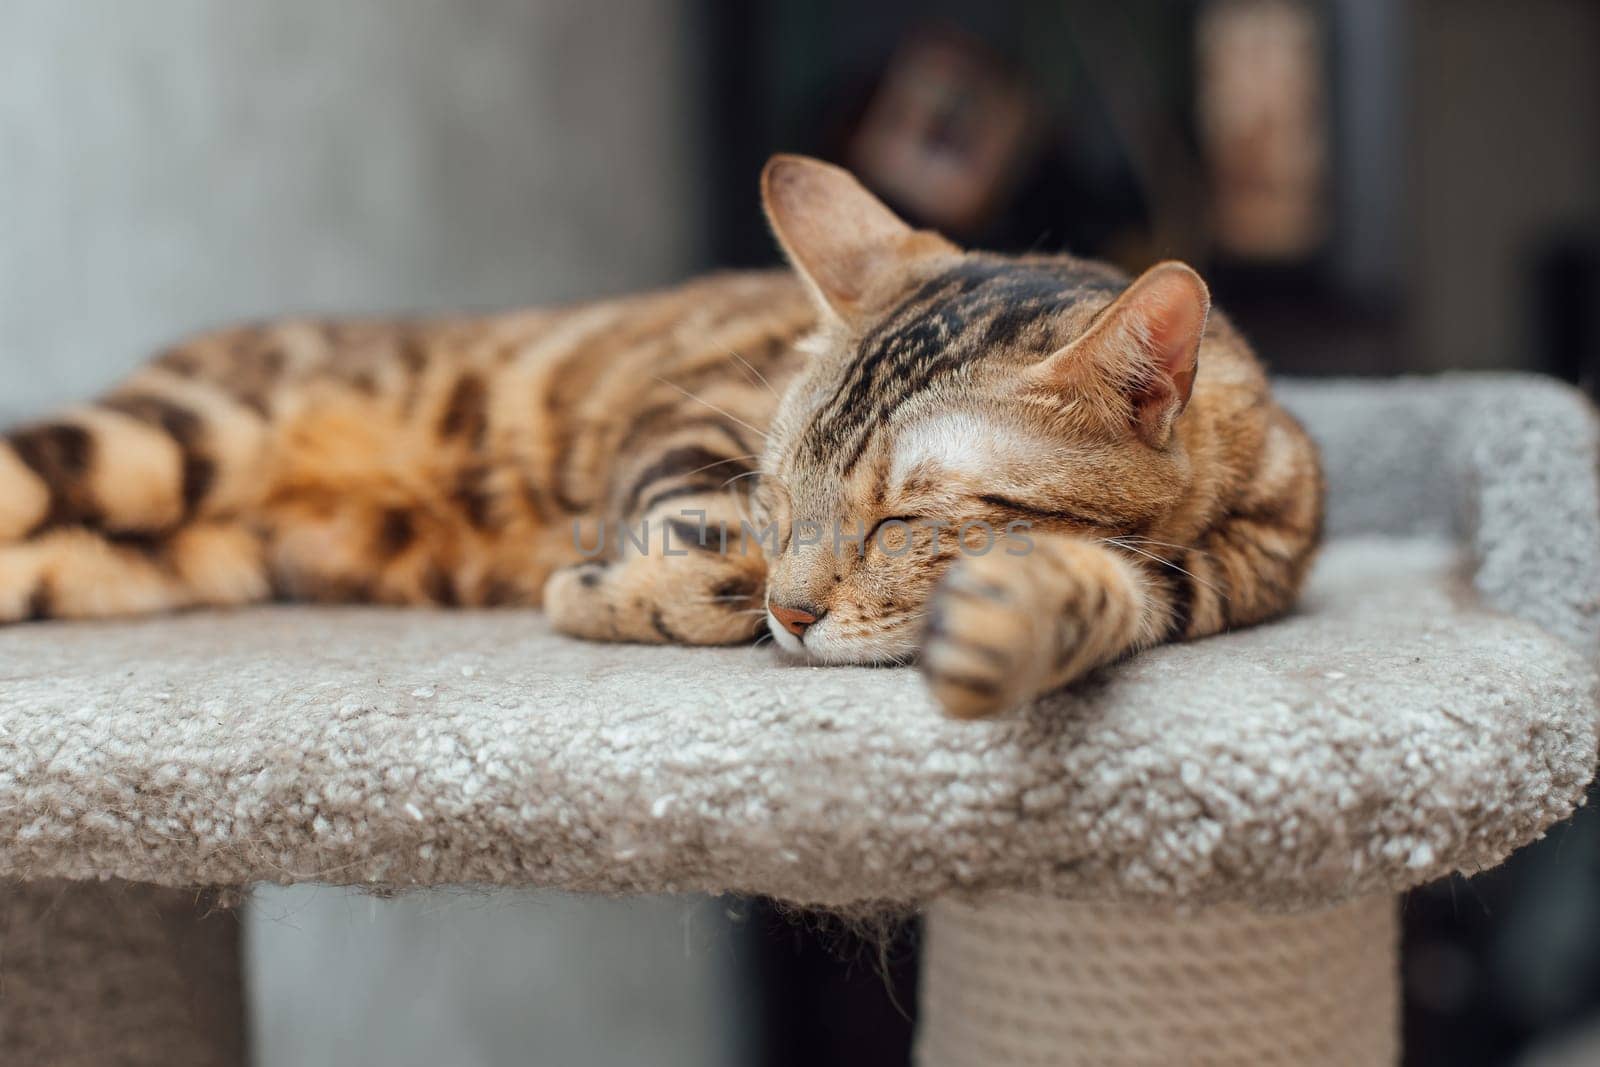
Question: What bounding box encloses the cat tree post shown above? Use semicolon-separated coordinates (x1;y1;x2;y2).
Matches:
918;895;1400;1066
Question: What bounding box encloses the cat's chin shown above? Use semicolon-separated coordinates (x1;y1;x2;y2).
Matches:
764;613;918;666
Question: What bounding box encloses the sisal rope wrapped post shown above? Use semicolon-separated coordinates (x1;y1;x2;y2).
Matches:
918;894;1399;1067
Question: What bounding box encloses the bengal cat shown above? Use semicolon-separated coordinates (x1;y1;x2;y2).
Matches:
0;155;1321;718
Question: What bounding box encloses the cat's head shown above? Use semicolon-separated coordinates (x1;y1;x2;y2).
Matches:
755;155;1211;663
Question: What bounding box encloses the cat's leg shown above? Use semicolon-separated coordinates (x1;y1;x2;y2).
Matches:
543;490;768;645
0;520;270;623
0;408;199;543
0;380;270;545
923;486;1320;720
920;532;1162;719
543;410;771;644
0;366;273;621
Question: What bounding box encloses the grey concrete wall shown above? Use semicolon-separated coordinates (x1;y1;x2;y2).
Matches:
0;0;700;416
0;4;750;1065
248;889;751;1067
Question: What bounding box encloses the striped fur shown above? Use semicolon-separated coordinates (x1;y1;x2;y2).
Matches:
0;155;1322;718
758;156;1322;717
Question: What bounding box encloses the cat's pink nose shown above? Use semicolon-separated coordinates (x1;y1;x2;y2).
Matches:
770;602;820;637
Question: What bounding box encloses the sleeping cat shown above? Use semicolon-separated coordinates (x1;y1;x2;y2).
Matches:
0;155;1322;718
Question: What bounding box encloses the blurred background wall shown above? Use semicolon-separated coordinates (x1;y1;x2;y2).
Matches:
0;0;698;415
3;1;1600;1065
1410;0;1600;372
248;889;752;1067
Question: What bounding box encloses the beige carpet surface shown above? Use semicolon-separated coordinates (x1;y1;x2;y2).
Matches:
0;537;1589;909
0;375;1596;910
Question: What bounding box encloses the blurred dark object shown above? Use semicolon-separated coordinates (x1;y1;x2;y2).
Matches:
1405;785;1600;1066
699;1;1164;272
847;28;1034;237
700;0;1410;377
744;901;918;1067
1196;0;1329;262
1533;238;1600;400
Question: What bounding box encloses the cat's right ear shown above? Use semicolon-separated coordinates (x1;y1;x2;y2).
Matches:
1025;261;1210;449
762;155;955;322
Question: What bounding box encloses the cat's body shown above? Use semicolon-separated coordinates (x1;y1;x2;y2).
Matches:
0;157;1322;717
0;270;814;632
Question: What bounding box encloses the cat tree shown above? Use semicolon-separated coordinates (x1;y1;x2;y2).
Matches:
1;375;1596;1066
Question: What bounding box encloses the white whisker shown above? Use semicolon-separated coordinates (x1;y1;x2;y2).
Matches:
653;376;769;442
677;453;762;480
720;469;763;490
727;348;780;399
1101;538;1228;599
1108;535;1214;559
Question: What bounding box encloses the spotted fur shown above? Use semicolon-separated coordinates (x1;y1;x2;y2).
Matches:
0;155;1322;718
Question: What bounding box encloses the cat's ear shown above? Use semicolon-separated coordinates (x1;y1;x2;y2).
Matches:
762;154;955;321
1029;261;1210;448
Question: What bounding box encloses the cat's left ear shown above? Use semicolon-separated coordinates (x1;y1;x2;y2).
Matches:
1029;261;1210;448
762;154;956;322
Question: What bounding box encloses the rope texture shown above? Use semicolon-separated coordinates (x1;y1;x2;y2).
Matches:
918;894;1399;1067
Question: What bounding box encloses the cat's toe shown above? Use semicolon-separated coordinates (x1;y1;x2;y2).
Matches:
922;638;1016;719
921;562;1040;719
542;562;612;637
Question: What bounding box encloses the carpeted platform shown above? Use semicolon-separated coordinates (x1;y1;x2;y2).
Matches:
1;375;1596;912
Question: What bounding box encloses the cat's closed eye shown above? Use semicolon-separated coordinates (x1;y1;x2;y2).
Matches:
868;515;922;539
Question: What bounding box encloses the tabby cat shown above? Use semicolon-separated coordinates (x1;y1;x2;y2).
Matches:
0;155;1322;718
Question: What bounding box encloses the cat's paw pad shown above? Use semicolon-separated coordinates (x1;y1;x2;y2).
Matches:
920;556;1043;720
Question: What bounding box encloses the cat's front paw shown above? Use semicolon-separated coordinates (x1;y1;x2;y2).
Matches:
922;535;1149;719
543;553;767;646
920;553;1050;720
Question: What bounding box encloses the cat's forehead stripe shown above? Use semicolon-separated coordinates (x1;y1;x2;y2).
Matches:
800;259;1124;473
